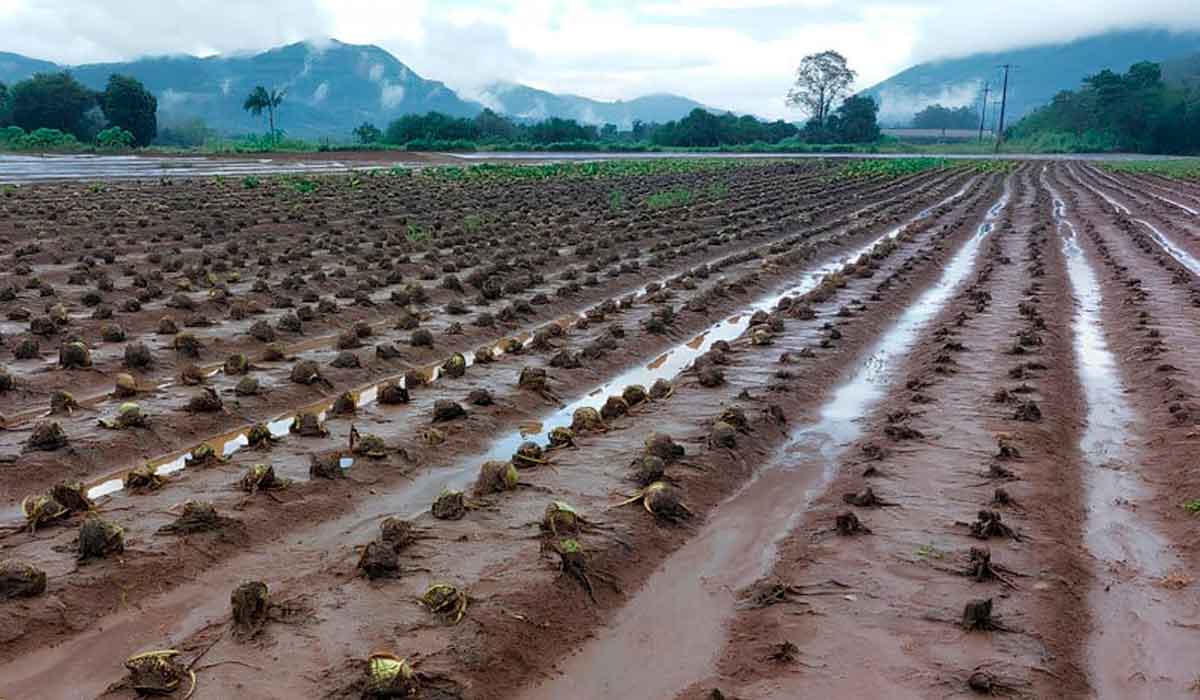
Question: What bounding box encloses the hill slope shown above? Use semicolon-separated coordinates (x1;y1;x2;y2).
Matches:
0;41;716;137
12;41;480;137
476;82;712;128
863;29;1200;126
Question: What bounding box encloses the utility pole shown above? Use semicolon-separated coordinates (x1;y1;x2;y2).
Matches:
994;64;1012;153
977;82;991;142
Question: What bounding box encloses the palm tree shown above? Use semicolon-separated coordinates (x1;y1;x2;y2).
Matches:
242;86;285;141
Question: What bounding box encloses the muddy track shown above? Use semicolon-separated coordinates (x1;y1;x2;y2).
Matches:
598;164;1095;700
0;168;1003;698
1048;164;1200;698
0;167;972;499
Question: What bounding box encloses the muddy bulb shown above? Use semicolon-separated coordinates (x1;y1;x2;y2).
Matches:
158;501;222;534
432;490;467;520
78;514;125;562
50;482;93;513
473;460;519;496
365;652;418;698
124;650;190;696
0;560;47;599
231;580;270;636
432;399;466;422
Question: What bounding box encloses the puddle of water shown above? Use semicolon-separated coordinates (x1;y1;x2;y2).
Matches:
1134;219;1200;276
0;153;385;183
469;184;977;466
1087;167;1200;216
63;181;969;505
1066;166;1130;216
1047;172;1199;698
517;187;1008;700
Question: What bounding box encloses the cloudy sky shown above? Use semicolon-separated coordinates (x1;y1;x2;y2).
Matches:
1;0;1198;118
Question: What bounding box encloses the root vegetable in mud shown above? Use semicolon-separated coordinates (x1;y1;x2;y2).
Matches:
26;420;68;451
571;406;607;433
432;490;467;520
124;650;193;697
432;399;466;422
0;560;47;599
158;500;224;534
474;460;519;495
21;494;69;530
617;481;692;521
231;580;271;636
239;463;289;494
420;583;469;624
365;652;418;698
78;514;125;561
99;402;148;429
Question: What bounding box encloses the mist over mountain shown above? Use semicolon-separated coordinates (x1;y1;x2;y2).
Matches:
0;40;716;137
862;29;1200;126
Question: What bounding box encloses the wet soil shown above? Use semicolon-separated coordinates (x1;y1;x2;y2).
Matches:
4;160;1198;700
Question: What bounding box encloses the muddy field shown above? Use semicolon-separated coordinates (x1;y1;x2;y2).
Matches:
0;159;1198;699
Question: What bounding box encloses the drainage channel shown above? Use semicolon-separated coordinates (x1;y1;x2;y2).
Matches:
1048;176;1200;698
64;182;976;506
1084;166;1200;216
1067;165;1200;276
517;186;1009;700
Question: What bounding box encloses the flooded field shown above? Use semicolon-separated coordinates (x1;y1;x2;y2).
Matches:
1;158;1198;700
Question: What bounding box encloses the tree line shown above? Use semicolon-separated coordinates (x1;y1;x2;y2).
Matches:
1009;61;1200;154
0;72;157;147
0;48;888;151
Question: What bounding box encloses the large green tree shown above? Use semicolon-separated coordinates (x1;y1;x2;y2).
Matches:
100;74;157;147
10;72;95;139
786;50;856;124
831;95;882;142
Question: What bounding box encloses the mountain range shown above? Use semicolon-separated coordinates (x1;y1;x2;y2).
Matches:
863;29;1200;126
0;40;713;137
3;29;1200;138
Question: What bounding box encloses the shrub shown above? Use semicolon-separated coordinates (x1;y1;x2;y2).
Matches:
96;126;135;150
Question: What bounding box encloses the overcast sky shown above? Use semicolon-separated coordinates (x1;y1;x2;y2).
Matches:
2;0;1199;118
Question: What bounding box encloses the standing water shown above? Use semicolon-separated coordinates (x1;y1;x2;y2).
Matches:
518;187;1009;700
1047;173;1200;698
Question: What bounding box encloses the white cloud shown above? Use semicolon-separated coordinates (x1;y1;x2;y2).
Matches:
1;0;1199;120
312;81;329;103
380;82;405;108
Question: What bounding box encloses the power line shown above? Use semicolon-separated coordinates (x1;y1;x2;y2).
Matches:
994;64;1015;153
977;82;991;142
